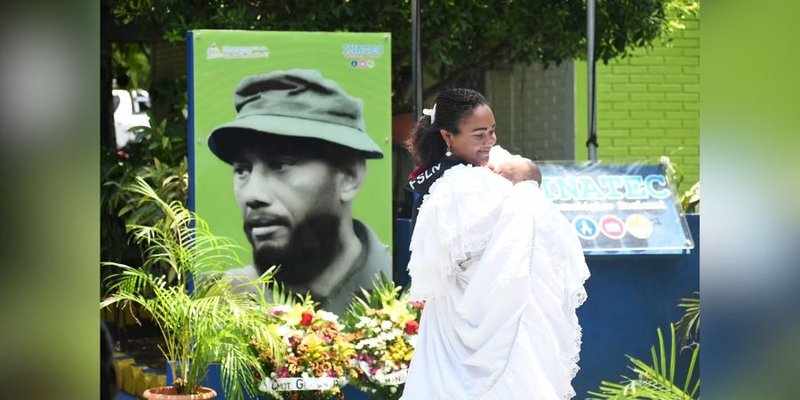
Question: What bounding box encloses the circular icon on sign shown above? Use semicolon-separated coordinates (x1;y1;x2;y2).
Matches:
350;59;358;68
359;59;367;68
367;59;376;68
599;215;626;240
572;216;598;240
625;214;653;239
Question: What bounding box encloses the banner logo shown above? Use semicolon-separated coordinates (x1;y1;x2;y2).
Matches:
343;44;384;68
207;42;270;60
573;216;599;240
625;214;654;239
599;215;626;240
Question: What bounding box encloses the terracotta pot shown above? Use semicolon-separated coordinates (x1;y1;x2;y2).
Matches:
142;386;217;399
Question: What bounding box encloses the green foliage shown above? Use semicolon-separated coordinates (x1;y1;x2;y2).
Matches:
664;0;700;34
269;279;319;311
100;178;282;399
343;271;404;326
107;0;698;112
680;182;699;214
111;42;151;89
588;324;700;400
661;154;700;213
101;114;188;270
589;294;701;399
675;293;700;347
102;27;189;265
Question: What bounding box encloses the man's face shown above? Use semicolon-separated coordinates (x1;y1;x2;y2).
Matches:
231;144;345;282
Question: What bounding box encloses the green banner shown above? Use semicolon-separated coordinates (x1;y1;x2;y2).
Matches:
188;30;392;313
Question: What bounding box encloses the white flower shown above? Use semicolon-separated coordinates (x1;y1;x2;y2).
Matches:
355;316;374;329
272;304;293;313
275;325;291;337
380;320;393;331
378;330;399;343
317;310;339;323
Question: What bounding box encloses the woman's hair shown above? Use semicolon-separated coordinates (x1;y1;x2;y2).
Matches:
406;88;488;167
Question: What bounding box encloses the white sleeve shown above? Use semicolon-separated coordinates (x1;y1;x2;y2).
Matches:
406;165;512;300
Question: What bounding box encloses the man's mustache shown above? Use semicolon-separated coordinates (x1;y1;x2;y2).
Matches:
244;213;291;237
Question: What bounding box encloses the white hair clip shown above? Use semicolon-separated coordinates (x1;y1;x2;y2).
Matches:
422;103;437;125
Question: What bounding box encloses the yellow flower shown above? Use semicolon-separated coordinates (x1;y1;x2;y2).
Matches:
387;337;414;363
305;332;324;347
281;304;311;326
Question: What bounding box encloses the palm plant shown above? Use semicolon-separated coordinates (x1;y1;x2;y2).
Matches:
100;177;282;399
589;324;700;400
588;324;700;400
675;293;700;347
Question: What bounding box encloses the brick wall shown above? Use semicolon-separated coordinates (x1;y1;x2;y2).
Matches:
486;61;575;161
586;14;700;192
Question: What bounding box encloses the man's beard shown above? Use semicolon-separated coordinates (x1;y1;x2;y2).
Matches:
249;213;343;286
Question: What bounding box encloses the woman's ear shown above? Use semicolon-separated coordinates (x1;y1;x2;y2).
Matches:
439;129;453;147
339;159;366;203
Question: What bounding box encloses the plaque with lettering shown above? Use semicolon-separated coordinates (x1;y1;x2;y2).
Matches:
539;163;694;255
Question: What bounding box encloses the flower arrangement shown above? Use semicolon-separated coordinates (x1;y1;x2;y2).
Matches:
251;288;355;400
343;273;424;400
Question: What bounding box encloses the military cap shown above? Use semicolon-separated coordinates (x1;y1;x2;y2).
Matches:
208;68;384;162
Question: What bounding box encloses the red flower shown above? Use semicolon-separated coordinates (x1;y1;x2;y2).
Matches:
411;301;425;310
404;320;419;335
300;312;314;326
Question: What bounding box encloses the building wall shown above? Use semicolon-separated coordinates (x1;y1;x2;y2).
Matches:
486;61;575;161
576;14;700;192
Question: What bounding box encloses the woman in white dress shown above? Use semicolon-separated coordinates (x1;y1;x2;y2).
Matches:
401;89;590;399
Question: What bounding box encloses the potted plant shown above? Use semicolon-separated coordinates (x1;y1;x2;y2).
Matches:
101;177;282;399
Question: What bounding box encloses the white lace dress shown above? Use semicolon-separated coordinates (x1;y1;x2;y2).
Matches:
401;160;590;400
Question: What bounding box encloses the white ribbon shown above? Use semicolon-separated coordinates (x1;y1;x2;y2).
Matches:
358;361;409;385
422;103;437;125
259;377;348;392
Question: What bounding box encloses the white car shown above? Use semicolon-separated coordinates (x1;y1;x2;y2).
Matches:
113;88;151;148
